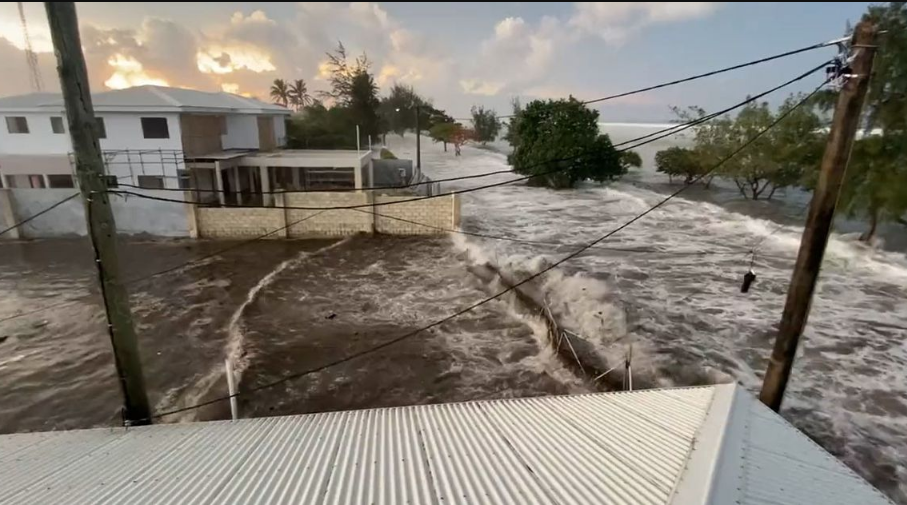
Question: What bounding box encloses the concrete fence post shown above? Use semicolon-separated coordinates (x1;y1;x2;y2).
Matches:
368;191;376;234
0;189;20;239
183;190;199;239
450;192;460;228
275;191;288;238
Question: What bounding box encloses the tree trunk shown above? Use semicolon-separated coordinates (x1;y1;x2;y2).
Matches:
668;174;674;184
701;175;713;189
766;184;778;200
734;179;748;198
860;208;879;242
443;141;447;152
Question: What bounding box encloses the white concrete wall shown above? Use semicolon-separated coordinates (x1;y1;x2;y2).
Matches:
0;111;186;187
97;113;183;152
3;188;191;238
222;115;259;150
0;111;71;155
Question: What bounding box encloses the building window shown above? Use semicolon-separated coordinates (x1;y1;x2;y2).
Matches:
141;117;169;139
47;174;75;188
50;116;65;134
96;117;107;139
177;169;192;189
104;176;118;188
25;175;46;188
137;175;164;189
5;116;29;134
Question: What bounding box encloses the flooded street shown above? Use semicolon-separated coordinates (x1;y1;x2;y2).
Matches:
0;234;583;432
0;238;336;431
388;131;907;502
0;127;904;502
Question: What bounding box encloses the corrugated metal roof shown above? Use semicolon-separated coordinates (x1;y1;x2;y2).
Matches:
0;384;891;504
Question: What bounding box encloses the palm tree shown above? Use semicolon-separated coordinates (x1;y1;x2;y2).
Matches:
288;79;313;111
270;79;290;107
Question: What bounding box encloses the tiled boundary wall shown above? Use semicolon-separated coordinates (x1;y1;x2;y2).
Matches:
193;192;460;239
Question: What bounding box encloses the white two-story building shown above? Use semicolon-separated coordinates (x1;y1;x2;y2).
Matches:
0;86;292;192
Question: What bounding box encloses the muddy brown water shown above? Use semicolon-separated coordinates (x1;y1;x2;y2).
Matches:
0;235;585;433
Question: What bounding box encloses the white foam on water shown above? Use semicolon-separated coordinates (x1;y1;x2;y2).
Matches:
157;238;351;422
386;133;907;500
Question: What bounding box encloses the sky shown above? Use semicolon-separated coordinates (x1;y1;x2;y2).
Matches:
0;2;872;121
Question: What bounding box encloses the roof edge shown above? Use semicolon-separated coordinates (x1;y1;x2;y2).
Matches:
668;382;741;505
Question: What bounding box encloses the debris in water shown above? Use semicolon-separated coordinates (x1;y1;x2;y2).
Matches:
0;336;7;344
32;320;48;329
741;270;757;293
325;313;337;320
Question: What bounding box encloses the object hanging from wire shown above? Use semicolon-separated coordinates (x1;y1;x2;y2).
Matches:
741;252;757;293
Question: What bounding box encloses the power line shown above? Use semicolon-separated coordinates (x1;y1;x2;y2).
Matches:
107;61;828;214
145;79;827;422
353;206;788;260
0;192;79;237
454;37;840;120
124;210;328;286
0;210;329;325
0;63;823;328
114;47;833;197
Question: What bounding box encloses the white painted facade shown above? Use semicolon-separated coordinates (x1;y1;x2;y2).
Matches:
0;86;291;190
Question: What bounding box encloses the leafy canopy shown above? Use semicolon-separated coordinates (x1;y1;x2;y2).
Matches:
506;97;633;189
470;106;501;145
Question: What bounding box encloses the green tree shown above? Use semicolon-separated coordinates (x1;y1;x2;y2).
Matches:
317;42;381;139
839;135;907;241
675;94;822;199
286;102;357;149
379;84;427;136
506;98;632;189
429;122;464;152
655;147;702;184
318;42;370;105
503;97;522;147
835;3;907;240
620;151;642;171
349;71;380;138
470;105;501;144
270;79;290;107
288;79;313;111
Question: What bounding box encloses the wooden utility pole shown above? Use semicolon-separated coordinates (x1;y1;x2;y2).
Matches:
759;20;877;412
45;2;152;425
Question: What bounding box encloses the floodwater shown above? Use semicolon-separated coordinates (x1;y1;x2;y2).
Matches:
0;234;583;431
387;130;907;502
0;125;904;502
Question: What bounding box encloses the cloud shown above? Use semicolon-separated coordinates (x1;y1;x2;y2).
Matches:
80;19;213;93
460;79;505;96
458;3;720;99
104;54;169;89
570;2;720;43
0;36;59;96
459;16;566;97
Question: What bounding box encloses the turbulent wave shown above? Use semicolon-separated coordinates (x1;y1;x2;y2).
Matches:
387;131;907;501
156;238;351;422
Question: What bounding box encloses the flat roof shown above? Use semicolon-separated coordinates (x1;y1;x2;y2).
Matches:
239;149;372;168
0;384;890;504
0;86;291;116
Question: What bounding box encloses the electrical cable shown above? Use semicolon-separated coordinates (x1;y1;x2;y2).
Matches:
106;62;830;213
352;206;781;259
453;37;841;120
143;78;828;422
1;63;824;326
0;210;330;325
